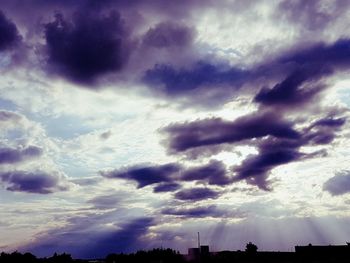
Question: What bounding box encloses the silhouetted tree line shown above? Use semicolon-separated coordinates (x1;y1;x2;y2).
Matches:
0;249;183;263
0;251;73;263
1;243;350;263
106;248;185;263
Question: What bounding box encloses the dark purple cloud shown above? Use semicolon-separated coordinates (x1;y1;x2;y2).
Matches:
102;161;233;194
174;187;220;201
142;38;350;107
0;0;218;20
143;62;247;95
0;170;68;194
142;21;193;48
232;116;346;189
254;67;329;107
233;138;305;190
164;111;300;153
153;182;181;193
0;146;42;164
162;112;345;190
311;117;346;128
25;216;154;258
0;10;21;51
279;38;350;69
305;116;346;145
87;217;154;257
100;163;181;188
101;115;345;191
161;205;226;218
181;160;231;186
44;10;131;84
323;171;350;196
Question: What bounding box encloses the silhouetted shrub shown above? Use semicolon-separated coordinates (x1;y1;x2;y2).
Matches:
245;242;258;254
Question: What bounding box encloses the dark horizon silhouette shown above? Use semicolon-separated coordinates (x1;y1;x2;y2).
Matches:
2;242;350;262
1;1;350;261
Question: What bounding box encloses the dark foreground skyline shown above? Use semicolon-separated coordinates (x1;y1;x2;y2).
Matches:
1;0;350;258
1;242;350;262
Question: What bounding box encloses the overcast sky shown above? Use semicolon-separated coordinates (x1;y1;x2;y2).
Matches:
1;0;350;258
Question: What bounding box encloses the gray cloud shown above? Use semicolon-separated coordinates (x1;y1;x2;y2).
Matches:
23;214;155;258
323;171;350;196
142;21;194;49
174;187;220;201
277;0;349;31
0;170;69;194
0;146;43;164
0;10;21;51
87;194;121;210
161;205;242;219
100;163;181;188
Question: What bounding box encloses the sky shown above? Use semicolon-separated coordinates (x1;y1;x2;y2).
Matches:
1;0;350;259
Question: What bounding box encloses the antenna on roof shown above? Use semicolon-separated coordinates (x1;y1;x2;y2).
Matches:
198;232;200;249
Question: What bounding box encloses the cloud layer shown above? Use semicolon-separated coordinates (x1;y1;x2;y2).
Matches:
0;0;349;258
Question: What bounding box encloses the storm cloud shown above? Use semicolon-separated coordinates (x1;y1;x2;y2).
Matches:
43;10;131;84
162;112;345;190
174;187;220;201
181;160;231;186
233;138;306;190
254;67;329;107
25;216;155;258
0;170;69;194
164;111;300;154
143;62;247;96
153;182;181;193
0;146;42;164
1;0;350;257
0;10;21;51
142;21;194;48
100;163;181;188
143;38;350;107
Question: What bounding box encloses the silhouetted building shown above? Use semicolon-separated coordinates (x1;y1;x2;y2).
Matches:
187;248;200;261
200;246;209;256
187;246;210;261
295;243;350;261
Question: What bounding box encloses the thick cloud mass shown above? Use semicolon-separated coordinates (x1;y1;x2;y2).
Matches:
0;170;68;194
44;11;130;84
26;216;154;258
143;62;247;95
0;146;42;164
181;160;230;186
254;67;328;106
101;163;181;188
0;10;21;51
174;187;220;201
278;0;349;30
164;112;300;153
1;0;350;256
233;138;305;190
323;171;350;196
142;22;193;48
161;205;226;218
162;113;345;190
279;39;350;69
153;182;181;193
101;161;231;196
